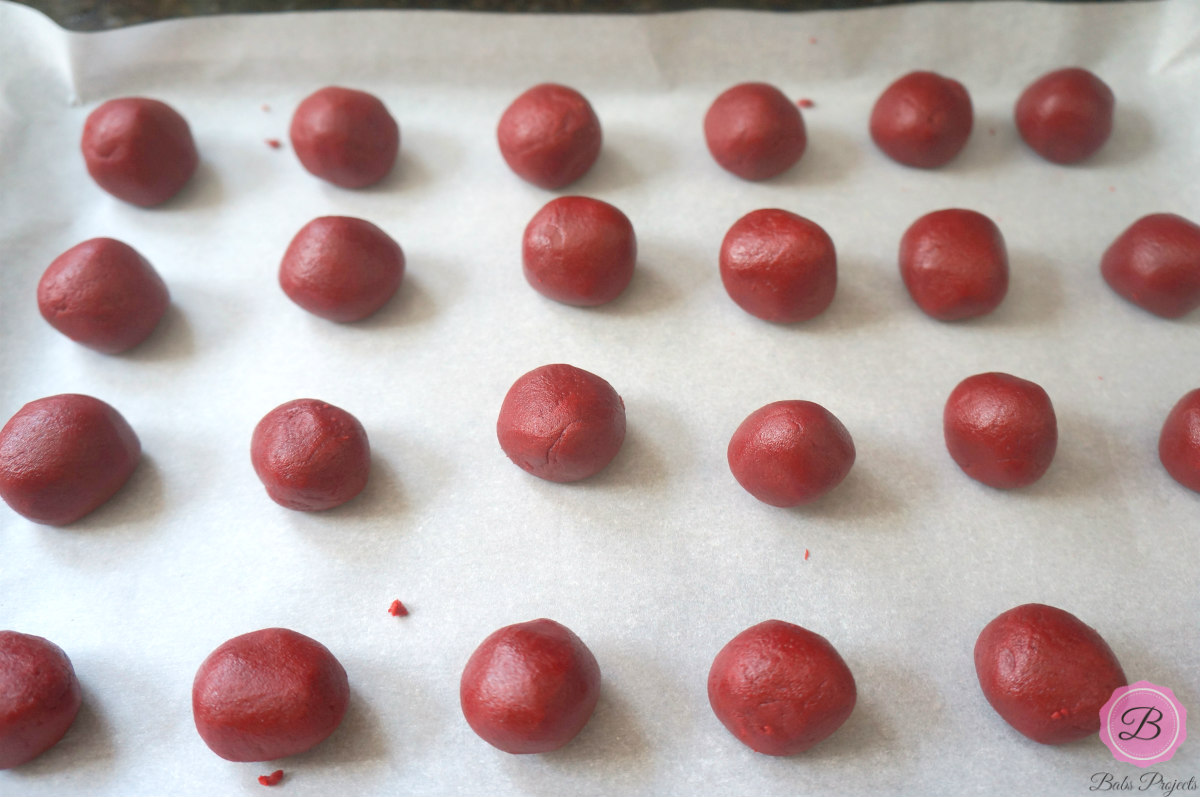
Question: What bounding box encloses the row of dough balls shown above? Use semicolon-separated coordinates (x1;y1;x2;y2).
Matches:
2;367;1200;527
0;602;1128;772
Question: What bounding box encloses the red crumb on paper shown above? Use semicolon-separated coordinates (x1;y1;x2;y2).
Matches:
798;98;815;109
388;599;409;617
258;770;284;786
809;36;817;44
265;138;282;149
804;549;810;561
261;104;271;112
988;127;996;136
1109;186;1116;192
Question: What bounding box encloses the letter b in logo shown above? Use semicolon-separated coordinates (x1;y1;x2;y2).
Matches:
1101;682;1187;767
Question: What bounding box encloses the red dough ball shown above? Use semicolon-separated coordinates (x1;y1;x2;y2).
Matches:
522;196;637;306
1100;213;1200;319
289;86;399;189
704;82;807;181
899;209;1008;321
1015;68;1114;165
251;399;370;512
497;84;602;190
708;620;856;756
1159;388;1200;493
279;216;405;323
975;604;1126;745
460;618;600;754
943;372;1057;489
719;209;837;323
727;400;855;507
38;238;170;353
0;394;140;526
0;631;82;770
870;71;973;168
192;628;349;762
497;364;626;483
81;97;199;207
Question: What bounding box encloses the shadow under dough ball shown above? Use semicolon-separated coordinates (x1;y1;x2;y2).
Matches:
496;364;626;483
38;238;170;354
869;71;973;168
708;620;856;756
974;603;1126;745
703;82;807;181
522;196;637;306
1100;213;1200;319
279;216;405;323
0;631;82;770
497;83;602;190
250;399;370;512
81;96;199;207
0;394;141;526
192;628;350;762
898;208;1008;321
290;86;400;189
1015;67;1114;165
460;618;600;754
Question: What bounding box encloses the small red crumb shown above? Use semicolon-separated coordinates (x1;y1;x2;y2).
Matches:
261;103;271;112
1098;376;1104;380
798;98;815;109
388;599;409;617
265;138;282;149
258;770;284;786
809;36;818;44
1108;186;1116;192
987;127;996;136
804;549;810;561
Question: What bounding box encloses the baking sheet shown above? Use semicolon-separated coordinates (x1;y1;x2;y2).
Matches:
1;1;1198;794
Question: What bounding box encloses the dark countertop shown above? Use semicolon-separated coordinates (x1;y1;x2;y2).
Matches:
17;0;1126;32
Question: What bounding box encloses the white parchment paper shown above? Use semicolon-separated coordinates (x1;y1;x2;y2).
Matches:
1;1;1198;794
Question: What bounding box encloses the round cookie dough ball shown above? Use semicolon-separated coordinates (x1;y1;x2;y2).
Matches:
975;604;1126;745
522;196;637;306
81;97;199;207
870;71;973;169
251;399;370;512
497;84;602;190
289;86;399;189
708;620;856;756
943;372;1057;489
1159;388;1200;493
1101;213;1200;319
899;209;1008;321
0;394;141;526
704;82;807;181
0;631;82;770
279;216;405;322
497;364;626;483
727;400;855;507
193;628;349;762
460;618;600;754
38;238;170;354
719;208;836;323
1015;68;1114;165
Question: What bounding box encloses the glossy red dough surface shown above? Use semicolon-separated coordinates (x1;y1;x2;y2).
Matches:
523;196;637;306
727;400;855;507
497;84;602;190
704;82;807;181
974;604;1126;745
0;394;140;526
708;620;856;756
899;209;1008;321
869;71;973;169
38;238;170;353
251;399;370;512
289;86;399;189
1159;388;1200;493
719;209;836;323
460;619;600;754
943;372;1057;489
81;97;198;207
1101;213;1200;319
279;216;405;322
1015;68;1114;165
192;628;349;762
497;364;626;483
0;631;82;770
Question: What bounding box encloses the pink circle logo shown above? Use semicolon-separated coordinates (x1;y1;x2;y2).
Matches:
1100;681;1188;767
